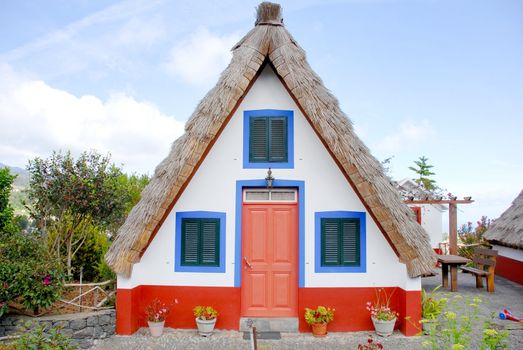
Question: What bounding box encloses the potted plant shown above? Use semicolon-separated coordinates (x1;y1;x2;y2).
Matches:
366;289;399;337
145;298;175;337
304;306;335;337
193;305;218;336
421;286;447;334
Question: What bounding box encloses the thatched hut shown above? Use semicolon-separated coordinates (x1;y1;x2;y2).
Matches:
484;190;523;285
106;2;435;336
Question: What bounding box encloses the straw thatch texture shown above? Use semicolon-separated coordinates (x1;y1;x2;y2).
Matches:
105;2;436;278
484;190;523;249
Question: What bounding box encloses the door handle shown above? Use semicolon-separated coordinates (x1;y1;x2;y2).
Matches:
243;256;253;269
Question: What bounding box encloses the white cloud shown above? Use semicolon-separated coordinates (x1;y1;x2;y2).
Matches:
0;65;184;174
164;27;240;87
375;119;434;152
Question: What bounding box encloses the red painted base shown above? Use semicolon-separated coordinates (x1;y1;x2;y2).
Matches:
496;255;523;285
116;285;421;336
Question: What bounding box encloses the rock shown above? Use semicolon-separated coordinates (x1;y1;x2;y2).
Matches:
52;320;69;329
59;327;74;337
87;316;98;326
102;324;115;335
70;318;87;330
99;315;111;325
74;326;94;339
78;338;94;349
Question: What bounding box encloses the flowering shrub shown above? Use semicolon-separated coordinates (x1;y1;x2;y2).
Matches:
145;298;178;322
193;305;218;320
358;335;384;349
422;294;509;350
366;289;399;321
422;286;447;320
304;306;335;325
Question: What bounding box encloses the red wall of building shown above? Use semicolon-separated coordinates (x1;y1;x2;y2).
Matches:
116;285;421;336
496;255;523;285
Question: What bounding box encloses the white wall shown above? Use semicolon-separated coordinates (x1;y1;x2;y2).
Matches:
419;204;445;248
117;66;420;291
492;244;523;262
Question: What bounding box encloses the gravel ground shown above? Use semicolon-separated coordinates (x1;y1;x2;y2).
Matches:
93;272;523;349
92;328;424;350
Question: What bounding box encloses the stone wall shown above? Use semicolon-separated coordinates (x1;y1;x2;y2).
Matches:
0;309;115;349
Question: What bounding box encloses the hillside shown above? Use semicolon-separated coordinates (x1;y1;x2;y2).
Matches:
0;162;30;214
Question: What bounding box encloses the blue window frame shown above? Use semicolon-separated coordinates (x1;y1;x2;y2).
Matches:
243;109;294;169
175;211;226;273
315;211;366;273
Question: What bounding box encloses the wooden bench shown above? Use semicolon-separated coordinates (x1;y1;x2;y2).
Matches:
460;247;498;292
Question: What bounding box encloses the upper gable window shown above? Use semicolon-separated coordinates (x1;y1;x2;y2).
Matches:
243;110;294;169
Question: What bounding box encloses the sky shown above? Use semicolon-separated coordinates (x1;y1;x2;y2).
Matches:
1;0;522;229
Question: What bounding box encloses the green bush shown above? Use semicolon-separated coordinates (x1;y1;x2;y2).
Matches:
0;231;64;315
1;167;64;317
3;321;77;349
422;294;509;350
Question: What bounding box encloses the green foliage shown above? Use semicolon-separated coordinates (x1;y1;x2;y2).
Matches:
4;321;77;349
1;169;64;316
304;306;335;325
0;167;16;234
421;286;447;320
193;305;219;320
458;216;491;259
26;151;149;278
409;156;437;191
69;225;110;281
0;229;64;315
422;294;509;350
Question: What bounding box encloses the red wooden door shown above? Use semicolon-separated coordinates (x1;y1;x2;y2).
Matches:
241;202;298;317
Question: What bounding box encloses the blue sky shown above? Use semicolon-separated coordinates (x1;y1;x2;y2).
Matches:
1;0;522;228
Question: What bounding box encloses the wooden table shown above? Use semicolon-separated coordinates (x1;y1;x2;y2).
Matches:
437;255;471;292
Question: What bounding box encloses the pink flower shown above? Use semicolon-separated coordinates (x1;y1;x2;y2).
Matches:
43;275;52;286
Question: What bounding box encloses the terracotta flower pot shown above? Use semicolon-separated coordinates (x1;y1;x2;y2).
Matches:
311;322;328;337
371;317;396;337
148;320;165;337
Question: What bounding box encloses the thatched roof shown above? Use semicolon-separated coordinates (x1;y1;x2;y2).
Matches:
105;2;436;278
484;190;523;249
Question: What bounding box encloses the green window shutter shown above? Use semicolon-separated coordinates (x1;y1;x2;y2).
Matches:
322;219;340;265
321;218;360;266
249;115;288;163
201;219;219;265
181;218;220;266
268;117;287;162
341;219;359;264
250;117;268;162
182;219;199;265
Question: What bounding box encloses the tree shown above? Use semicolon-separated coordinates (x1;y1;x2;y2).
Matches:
0;167;16;234
27;151;128;277
408;156;437;191
1;168;64;316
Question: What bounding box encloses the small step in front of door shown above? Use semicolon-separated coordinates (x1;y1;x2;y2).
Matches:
239;317;299;333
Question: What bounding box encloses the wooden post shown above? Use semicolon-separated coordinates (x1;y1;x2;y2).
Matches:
449;203;457;255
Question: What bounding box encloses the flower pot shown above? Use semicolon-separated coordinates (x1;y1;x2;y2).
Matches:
311;322;328;337
195;317;217;337
371;317;396;337
148;320;165;337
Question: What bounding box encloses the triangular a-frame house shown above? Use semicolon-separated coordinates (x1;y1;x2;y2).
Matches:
106;2;435;336
484;190;523;285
